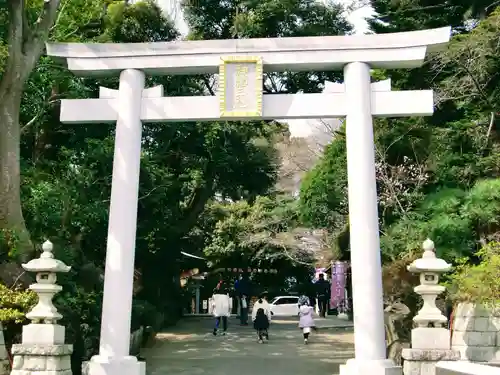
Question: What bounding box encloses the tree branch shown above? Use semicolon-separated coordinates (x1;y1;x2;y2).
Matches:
202;75;215;96
0;0;25;96
32;0;61;45
50;0;70;31
20;98;59;134
174;164;216;238
23;0;61;71
462;46;495;110
22;7;32;49
377;4;454;20
485;111;495;145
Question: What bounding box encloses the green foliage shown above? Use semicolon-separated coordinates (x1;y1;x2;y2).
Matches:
0;0;358;367
380;178;500;260
446;242;500;305
436;9;500;114
463;178;500;233
184;0;351;39
299;130;347;229
368;0;498;34
203;195;314;291
0;283;36;323
48;0;106;42
131;299;159;332
54;285;103;360
102;1;179;42
297;8;500;313
183;0;353;93
0;229;20;260
300;8;500;265
380;188;473;261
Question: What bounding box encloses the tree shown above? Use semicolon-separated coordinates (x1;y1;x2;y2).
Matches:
368;0;499;35
274;119;339;196
203;195;315;293
434;9;500;129
182;0;353;94
0;0;283;370
0;0;64;258
177;0;355;284
300;7;500;262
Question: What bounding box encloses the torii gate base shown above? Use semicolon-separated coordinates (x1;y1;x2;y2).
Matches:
46;27;450;375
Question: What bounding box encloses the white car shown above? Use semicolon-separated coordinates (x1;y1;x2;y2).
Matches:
269;296;300;316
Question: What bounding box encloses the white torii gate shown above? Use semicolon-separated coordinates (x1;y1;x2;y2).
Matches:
46;26;451;375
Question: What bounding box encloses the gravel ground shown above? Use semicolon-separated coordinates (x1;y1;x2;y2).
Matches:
142;317;354;375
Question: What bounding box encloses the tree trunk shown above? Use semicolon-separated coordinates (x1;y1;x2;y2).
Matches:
0;79;33;261
0;0;61;260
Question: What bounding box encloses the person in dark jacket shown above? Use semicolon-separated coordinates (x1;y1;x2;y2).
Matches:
315;273;330;317
252;293;271;343
236;273;251;325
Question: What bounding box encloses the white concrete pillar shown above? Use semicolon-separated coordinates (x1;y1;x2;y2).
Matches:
88;69;146;375
341;62;399;375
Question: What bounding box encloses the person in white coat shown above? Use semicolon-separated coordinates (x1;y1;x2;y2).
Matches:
212;287;231;335
251;292;271;343
298;297;316;344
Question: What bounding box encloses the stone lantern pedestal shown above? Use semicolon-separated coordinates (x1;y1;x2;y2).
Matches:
402;239;460;375
10;240;73;375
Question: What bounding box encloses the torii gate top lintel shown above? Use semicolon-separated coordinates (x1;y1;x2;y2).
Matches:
46;26;451;76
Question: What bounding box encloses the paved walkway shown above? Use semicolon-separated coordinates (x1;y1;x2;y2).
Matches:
143;317;354;375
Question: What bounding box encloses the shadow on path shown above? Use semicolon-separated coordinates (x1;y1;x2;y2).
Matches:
143;317;354;375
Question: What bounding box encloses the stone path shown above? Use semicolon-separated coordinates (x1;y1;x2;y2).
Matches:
143;317;354;375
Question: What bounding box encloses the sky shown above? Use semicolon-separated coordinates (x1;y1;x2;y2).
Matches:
151;0;374;138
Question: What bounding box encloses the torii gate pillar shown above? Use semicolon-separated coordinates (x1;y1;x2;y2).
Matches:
344;62;387;362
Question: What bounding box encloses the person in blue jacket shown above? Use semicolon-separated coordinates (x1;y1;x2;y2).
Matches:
235;273;251;325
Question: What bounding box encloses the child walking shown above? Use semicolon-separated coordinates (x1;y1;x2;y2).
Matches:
252;292;271;343
298;295;315;344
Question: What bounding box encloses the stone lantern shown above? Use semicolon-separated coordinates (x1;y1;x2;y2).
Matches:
10;240;73;375
407;238;451;328
402;239;460;375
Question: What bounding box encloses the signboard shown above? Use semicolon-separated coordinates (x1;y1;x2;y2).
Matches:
219;56;263;118
331;261;347;310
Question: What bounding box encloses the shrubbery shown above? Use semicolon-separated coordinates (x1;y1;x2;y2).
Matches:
446;242;500;307
0;283;37;357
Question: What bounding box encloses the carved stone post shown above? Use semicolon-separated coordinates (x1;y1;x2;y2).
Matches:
10;240;73;375
402;239;460;375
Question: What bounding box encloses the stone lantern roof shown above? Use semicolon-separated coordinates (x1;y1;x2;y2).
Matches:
22;240;71;274
407;239;451;274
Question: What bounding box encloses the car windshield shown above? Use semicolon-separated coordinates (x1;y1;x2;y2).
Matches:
270;297;279;304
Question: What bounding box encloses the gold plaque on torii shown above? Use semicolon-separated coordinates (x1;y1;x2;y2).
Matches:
218;56;263;118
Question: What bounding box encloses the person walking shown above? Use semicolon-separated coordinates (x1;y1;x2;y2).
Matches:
252;292;271;343
236;273;251;325
240;293;249;325
315;273;330;317
298;296;316;344
211;287;231;336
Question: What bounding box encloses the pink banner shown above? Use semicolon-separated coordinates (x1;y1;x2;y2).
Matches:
330;261;346;309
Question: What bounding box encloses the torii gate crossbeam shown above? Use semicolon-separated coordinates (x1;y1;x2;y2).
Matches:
46;27;451;375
